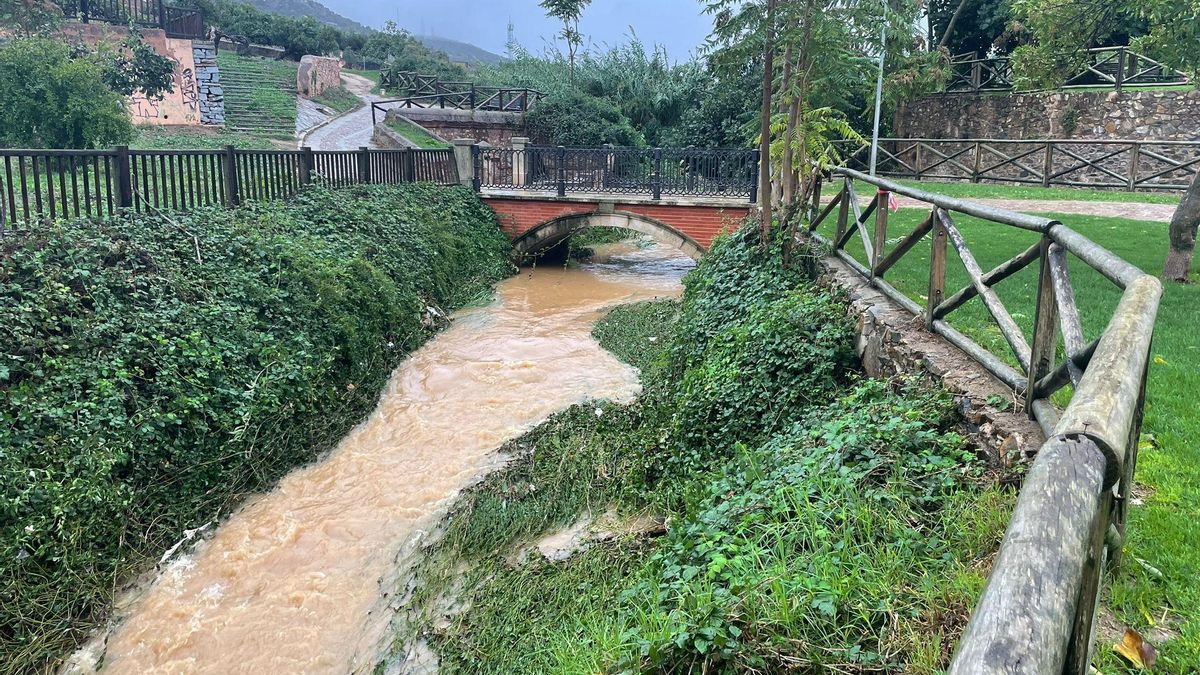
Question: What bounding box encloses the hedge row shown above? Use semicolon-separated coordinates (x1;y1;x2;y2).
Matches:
0;183;513;671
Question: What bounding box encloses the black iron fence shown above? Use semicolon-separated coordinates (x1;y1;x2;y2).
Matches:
947;46;1189;93
474;145;760;202
0;146;459;231
839;138;1200;191
59;0;206;39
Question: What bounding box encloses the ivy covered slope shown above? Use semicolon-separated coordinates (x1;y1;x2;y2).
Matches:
0;184;512;671
392;228;1013;673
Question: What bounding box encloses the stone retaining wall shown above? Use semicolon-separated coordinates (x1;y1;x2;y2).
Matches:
298;55;341;98
192;41;224;126
819;256;1046;466
896;89;1200;141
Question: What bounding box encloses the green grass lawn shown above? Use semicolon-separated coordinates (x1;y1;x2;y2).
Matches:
132;126;278;150
854;179;1182;205
344;68;382;94
313;86;362;114
385;116;450;149
813;201;1198;669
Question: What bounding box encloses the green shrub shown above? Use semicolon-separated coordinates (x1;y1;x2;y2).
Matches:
0;183;512;671
526;91;645;147
654;227;857;486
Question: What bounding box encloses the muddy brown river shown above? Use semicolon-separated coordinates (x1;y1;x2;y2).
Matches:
76;241;693;674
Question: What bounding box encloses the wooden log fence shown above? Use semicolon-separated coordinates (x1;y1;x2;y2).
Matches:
0;146;459;231
805;167;1161;673
946;46;1188;93
838;138;1200;192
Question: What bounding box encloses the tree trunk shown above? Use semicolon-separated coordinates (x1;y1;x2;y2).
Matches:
938;0;971;50
758;0;777;245
779;41;796;210
1163;171;1200;282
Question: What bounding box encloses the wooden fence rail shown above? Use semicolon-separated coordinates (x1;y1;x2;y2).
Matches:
837;138;1200;192
946;46;1188;92
806;167;1161;673
0;146;459;231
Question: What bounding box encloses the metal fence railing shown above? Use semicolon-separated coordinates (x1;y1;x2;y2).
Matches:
0;146;459;231
806;168;1161;673
837;138;1200;192
474;145;760;202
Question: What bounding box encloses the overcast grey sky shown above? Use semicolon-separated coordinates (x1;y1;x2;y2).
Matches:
323;0;715;61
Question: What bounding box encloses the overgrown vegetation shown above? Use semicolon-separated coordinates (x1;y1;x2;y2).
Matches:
0;32;174;148
313;86;362;114
385;116;450;149
383;226;1010;673
0;184;513;672
131;126;278;150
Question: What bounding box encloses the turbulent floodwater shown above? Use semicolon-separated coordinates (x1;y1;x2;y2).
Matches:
79;241;694;675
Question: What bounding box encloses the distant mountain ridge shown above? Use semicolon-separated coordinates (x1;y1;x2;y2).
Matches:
243;0;371;33
241;0;504;65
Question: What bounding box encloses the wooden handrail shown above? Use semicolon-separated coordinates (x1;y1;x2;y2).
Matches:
806;168;1162;674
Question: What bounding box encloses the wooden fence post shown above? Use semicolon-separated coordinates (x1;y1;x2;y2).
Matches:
834;178;850;244
1027;236;1058;414
1042;142;1054;188
298;146;314;185
80;0;90;22
972;141;982;183
1128;142;1141;191
114;145;133;209
1114;47;1125;91
927;208;947;330
357;146;371;184
872;190;889;278
404;148;416;182
222;145;240;206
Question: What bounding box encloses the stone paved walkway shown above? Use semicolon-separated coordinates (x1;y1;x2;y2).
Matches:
896;195;1177;222
831;194;1178;223
301;73;382;151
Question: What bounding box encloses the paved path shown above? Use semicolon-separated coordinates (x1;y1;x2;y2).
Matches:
302;73;383;151
833;194;1178;222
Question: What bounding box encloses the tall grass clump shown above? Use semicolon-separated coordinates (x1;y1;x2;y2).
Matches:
0;183;512;672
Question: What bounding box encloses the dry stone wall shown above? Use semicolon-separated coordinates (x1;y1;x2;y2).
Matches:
895;89;1200;141
192;41;224;126
298;55;341;98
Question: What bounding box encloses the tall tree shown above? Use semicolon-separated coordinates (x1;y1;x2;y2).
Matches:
539;0;592;87
1164;174;1200;281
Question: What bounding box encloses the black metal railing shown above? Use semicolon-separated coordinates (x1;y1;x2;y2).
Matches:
0;146;458;231
474;145;759;202
947;46;1189;92
59;0;205;39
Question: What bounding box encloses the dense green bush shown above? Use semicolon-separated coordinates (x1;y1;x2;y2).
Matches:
525;91;645;147
0;183;512;671
657;226;856;484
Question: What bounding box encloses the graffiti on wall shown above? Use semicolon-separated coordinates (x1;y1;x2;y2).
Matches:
129;36;203;126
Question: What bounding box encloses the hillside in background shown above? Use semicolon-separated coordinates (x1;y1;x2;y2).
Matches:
245;0;370;33
416;35;503;65
241;0;502;65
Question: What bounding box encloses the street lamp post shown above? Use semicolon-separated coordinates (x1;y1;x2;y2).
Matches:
868;0;888;177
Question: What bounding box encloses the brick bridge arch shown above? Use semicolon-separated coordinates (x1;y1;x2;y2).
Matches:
481;195;752;259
